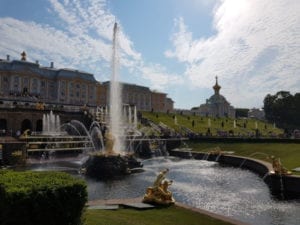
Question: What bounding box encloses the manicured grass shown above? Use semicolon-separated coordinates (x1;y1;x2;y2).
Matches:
187;141;300;174
141;111;299;174
84;205;233;225
141;111;283;137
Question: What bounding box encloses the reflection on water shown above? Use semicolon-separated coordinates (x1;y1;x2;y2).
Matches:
83;157;300;225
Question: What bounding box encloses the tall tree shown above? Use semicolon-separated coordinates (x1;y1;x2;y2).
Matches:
263;91;300;129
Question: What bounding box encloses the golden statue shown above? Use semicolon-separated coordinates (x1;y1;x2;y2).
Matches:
209;147;222;155
270;156;292;175
19;129;31;139
35;102;45;110
142;168;175;205
104;132;115;155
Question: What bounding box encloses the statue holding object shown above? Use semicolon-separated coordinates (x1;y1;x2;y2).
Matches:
142;168;175;205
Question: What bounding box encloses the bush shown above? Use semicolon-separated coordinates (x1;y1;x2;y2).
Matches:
0;170;87;225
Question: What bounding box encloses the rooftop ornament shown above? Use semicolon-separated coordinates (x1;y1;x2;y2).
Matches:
21;51;26;61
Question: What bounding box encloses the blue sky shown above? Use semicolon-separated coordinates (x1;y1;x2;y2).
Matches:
0;0;299;109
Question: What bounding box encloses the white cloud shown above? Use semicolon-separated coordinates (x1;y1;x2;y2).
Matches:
0;0;178;94
166;0;300;107
138;63;184;90
0;17;111;72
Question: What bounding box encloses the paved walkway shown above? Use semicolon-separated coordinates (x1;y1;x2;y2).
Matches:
88;197;143;206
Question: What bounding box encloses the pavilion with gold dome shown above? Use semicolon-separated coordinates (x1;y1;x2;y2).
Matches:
196;77;236;118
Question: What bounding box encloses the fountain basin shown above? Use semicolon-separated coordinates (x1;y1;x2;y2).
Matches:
84;153;143;180
170;149;300;199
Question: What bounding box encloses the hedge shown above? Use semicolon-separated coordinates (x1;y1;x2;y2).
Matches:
0;170;87;225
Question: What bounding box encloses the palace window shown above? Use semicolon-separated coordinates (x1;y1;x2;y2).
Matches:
13;76;20;92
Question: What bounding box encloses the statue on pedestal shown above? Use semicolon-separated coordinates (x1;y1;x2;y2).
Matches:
142;168;175;205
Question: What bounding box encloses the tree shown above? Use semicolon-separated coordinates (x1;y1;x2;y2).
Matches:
263;91;300;129
235;108;249;118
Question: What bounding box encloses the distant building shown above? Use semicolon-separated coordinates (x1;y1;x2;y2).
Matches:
101;81;152;111
165;97;174;113
96;82;107;107
122;83;152;111
100;82;174;112
248;108;265;120
0;52;98;107
195;77;235;118
0;52;174;113
0;52;176;134
151;91;167;112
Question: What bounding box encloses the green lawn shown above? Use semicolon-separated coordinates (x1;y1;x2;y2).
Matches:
85;205;233;225
187;141;300;174
141;111;283;137
141;111;299;173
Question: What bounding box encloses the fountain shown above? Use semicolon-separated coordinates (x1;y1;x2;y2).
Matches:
85;157;300;225
109;22;124;153
23;32;146;177
42;111;61;135
83;22;143;180
23;116;96;168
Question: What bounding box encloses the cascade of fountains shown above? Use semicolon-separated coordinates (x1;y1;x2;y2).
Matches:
109;22;124;153
42;111;61;135
123;104;138;129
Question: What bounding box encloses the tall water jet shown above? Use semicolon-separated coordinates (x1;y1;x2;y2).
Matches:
84;22;143;179
109;22;124;153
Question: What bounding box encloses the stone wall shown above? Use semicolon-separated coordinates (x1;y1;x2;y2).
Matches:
0;109;84;134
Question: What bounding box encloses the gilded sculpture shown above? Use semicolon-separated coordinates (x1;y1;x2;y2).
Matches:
270;156;292;175
142;168;175;205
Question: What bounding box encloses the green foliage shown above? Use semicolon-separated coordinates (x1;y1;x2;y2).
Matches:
264;91;300;129
235;108;249;118
0;170;87;225
7;150;26;166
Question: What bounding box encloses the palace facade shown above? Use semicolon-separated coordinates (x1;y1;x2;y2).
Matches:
0;52;98;108
0;52;173;113
101;82;174;112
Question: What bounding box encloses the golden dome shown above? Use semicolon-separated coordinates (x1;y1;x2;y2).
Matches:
213;76;221;95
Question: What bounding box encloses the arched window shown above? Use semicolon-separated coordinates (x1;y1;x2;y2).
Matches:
21;119;32;133
0;119;7;131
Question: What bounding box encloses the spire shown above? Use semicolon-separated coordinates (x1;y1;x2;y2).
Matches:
21;51;26;61
213;76;221;95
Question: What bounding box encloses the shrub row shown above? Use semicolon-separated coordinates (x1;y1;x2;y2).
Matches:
0;170;87;225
